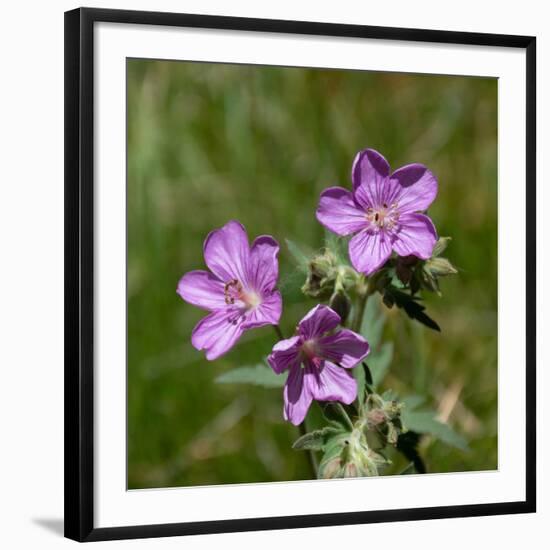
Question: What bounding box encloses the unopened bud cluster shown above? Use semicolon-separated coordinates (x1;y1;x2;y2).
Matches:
317;392;405;479
394;236;457;295
318;428;389;479
302;249;358;323
363;393;405;449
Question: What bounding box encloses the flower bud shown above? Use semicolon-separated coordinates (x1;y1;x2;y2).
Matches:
343;462;358;478
319;456;343;479
406;236;458;295
362;393;404;449
366;408;387;427
432;236;452;257
425;257;458;277
301;249;339;299
318;428;390;479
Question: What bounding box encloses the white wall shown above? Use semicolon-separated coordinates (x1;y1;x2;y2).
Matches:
0;1;546;549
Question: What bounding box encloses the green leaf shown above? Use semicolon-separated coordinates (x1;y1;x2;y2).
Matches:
382;285;441;332
381;389;398;401
367;342;394;387
292;426;342;451
215;364;286;388
401;409;469;452
361;297;385;348
324;231;350;265
362;362;373;386
402;394;426;411
285;239;312;273
354;362;374;405
278;270;307;301
354;362;366;403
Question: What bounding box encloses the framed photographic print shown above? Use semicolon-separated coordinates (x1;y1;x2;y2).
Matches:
64;7;536;542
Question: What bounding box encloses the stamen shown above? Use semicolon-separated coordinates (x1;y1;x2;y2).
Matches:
223;279;261;310
365;202;400;231
224;279;242;305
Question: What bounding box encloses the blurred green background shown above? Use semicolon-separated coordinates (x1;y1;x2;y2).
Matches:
127;60;497;489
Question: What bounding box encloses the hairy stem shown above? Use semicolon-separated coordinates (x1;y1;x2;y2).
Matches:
299;420;319;478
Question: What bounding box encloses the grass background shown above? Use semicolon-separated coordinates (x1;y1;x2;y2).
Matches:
127;59;497;489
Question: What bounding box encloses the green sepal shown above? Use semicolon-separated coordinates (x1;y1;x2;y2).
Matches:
292;426;343;451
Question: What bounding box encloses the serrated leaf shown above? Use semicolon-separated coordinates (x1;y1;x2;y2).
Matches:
292;426;342;451
285;239;312;273
367;342;394;387
382;285;441;332
401;409;469;452
215;364;286;388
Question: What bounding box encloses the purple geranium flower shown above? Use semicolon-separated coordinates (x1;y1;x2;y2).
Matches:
316;148;438;276
177;220;282;360
268;305;370;426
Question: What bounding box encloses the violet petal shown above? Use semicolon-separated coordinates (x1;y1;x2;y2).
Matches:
393;213;438;259
318;328;370;368
298;304;341;340
390;163;438;214
310;362;357;404
176;270;226;311
242;290;282;329
316;186;369;236
351;148;391;193
267;335;301;374
248;235;280;293
284;365;313;425
191;308;244;361
349;228;393;276
203;220;250;284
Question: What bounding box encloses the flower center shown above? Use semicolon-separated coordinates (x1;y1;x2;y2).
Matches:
301;338;319;360
366;202;400;230
242;290;261;309
224;279;261;310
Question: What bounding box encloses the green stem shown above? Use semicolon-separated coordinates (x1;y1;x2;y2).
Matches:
352;290;368;333
351;286;368;414
273;324;285;341
273;324;318;478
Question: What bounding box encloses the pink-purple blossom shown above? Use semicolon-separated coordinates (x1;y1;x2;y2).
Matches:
316;148;439;276
268;305;370;426
177;220;282;360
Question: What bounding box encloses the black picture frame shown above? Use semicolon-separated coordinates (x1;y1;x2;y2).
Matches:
64;7;537;542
